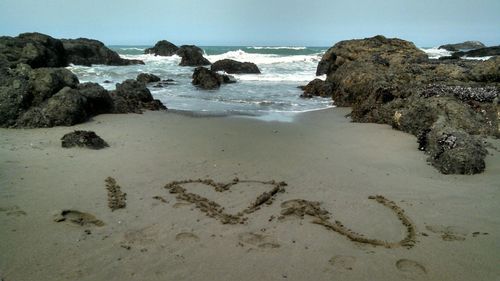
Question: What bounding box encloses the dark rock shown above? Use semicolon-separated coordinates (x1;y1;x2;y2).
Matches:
28;67;79;106
211;59;260;74
469;56;500;82
61;38;144;66
77;82;114;115
61;130;109;149
144;40;179;56
136;73;161;83
192;67;221;89
17;87;88;127
192;67;235;90
438;41;485;52
451;46;500;58
176;45;211;66
110;79;166;113
300;79;333;98
425;121;488;174
0;32;67;68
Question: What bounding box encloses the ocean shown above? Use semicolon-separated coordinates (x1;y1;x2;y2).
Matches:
66;45;490;121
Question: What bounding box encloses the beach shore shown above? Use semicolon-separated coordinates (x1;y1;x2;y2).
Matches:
0;108;499;281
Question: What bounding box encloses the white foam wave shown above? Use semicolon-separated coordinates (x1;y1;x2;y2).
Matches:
462;56;493;61
421;47;453;59
119;47;145;51
233;73;326;82
120;53;181;63
248;46;307;50
206;50;322;65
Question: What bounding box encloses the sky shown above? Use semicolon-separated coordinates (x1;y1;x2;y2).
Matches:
0;0;499;47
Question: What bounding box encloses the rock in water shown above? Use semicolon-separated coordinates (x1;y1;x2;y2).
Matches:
61;130;109;149
192;67;235;90
144;40;179;56
300;79;333;98
438;41;486;52
110;79;166;113
61;38;144;66
136;73;161;84
211;59;261;74
177;45;211;66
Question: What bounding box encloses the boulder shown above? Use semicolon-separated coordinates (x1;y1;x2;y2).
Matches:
211;59;261;74
136;73;161;84
438;41;485;52
110;79;166;113
144;40;179;56
192;67;235;90
61;38;144;66
300;79;333;98
176;45;211;66
77;82;114;116
61;130;109;149
0;32;67;68
469;56;500;82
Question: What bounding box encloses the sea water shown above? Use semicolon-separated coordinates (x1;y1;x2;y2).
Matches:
66;45;491;121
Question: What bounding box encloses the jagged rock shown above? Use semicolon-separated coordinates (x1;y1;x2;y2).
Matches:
110;79;166;113
144;40;179;56
177;45;211;66
308;35;499;174
192;67;235;90
438;41;485;52
61;130;109;149
0;32;67;68
61;38;144;66
136;73;161;83
211;59;260;74
300;79;333;98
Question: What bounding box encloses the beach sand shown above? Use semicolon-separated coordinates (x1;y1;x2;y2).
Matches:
0;108;499;281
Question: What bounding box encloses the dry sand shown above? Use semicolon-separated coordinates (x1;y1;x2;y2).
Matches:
0;108;499;281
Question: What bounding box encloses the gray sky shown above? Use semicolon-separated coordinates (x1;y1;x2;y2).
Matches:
1;0;499;46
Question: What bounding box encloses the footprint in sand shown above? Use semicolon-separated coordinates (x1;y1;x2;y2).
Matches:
53;210;104;226
238;232;280;249
425;225;466;241
396;259;427;277
175;232;200;242
329;255;356;272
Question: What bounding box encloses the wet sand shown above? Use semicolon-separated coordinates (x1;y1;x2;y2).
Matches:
0;108;499;281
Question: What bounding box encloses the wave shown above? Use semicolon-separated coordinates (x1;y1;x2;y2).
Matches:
247;46;307;50
420;47;453;59
206;49;322;65
119;47;146;51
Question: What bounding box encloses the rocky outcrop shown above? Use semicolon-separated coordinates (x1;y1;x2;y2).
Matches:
438;41;485;52
110;79;166;113
61;130;109;149
177;45;211;66
308;35;500;174
211;59;261;74
299;79;333;98
61;38;144;66
145;40;179;56
192;67;235;90
136;73;161;84
451;46;500;58
0;32;67;68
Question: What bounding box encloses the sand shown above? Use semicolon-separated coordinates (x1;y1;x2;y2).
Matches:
0;108;499;281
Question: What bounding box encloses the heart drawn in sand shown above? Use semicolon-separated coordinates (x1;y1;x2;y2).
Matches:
164;178;286;224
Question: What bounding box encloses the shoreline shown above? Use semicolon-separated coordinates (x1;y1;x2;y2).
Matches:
1;108;499;281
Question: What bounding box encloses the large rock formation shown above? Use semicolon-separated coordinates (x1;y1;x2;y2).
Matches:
61;38;144;66
0;32;67;68
450;46;500;59
438;41;485;52
145;40;179;56
192;67;235;90
308;35;499;174
177;45;211;66
211;59;261;74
